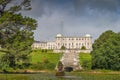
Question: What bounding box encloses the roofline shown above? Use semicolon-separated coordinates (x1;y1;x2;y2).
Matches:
56;36;92;38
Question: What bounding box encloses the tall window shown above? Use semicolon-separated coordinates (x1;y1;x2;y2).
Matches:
87;43;89;45
76;43;78;45
79;43;81;45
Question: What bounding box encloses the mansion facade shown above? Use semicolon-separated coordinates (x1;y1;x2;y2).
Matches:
32;34;92;53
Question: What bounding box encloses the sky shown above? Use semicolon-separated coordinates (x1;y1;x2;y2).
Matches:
22;0;120;41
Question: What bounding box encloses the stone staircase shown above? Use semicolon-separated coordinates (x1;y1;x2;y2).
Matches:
60;50;82;71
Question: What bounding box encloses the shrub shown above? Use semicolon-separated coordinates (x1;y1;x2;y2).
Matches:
81;46;86;50
82;60;91;69
43;58;49;64
30;62;44;70
45;63;56;70
61;45;66;50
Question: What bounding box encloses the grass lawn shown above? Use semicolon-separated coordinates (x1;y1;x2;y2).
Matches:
29;50;63;70
30;50;92;70
79;52;92;69
30;50;63;64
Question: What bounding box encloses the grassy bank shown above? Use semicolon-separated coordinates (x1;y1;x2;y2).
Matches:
30;51;92;71
29;50;63;70
79;52;92;70
31;50;62;64
0;50;119;73
30;51;92;70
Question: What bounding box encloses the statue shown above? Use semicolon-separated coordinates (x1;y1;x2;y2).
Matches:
55;61;65;76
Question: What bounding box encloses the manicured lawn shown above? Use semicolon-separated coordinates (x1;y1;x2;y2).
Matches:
30;50;63;64
79;52;91;62
79;52;92;69
30;50;92;70
29;50;63;70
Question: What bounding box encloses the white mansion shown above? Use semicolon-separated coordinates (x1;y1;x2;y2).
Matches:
32;34;92;53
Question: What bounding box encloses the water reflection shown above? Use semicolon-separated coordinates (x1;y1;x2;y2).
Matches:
56;76;82;80
30;73;82;80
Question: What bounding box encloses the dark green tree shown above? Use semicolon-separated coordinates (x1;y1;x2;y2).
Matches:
92;30;115;50
61;45;66;50
81;46;86;50
91;30;120;70
0;0;37;69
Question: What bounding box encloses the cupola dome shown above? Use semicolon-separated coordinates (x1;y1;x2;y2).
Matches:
85;34;91;37
56;34;62;37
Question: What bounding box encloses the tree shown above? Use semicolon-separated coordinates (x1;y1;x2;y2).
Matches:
81;46;86;50
91;30;120;70
0;0;31;17
61;45;66;50
92;30;115;50
0;0;37;69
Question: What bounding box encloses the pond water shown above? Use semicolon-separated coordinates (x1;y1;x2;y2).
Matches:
30;73;81;80
0;72;120;80
56;76;82;80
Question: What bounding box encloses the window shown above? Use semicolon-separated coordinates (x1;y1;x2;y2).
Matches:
65;43;67;46
87;43;89;45
72;43;74;45
76;43;78;45
82;43;84;46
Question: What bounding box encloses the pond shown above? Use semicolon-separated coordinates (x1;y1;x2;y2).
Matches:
0;72;120;80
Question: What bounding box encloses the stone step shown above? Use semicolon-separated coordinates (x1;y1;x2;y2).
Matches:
57;50;82;71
